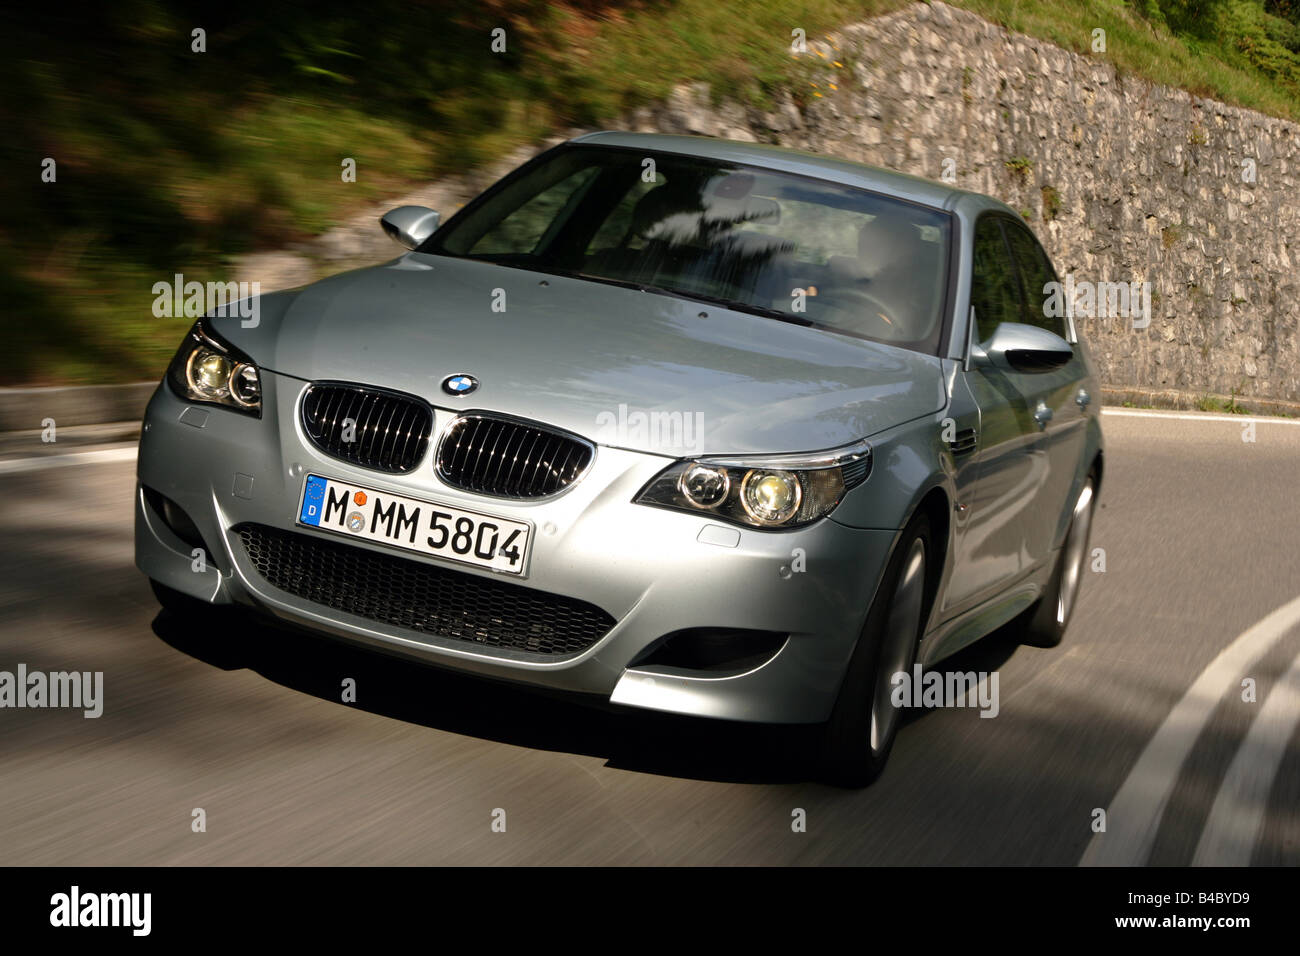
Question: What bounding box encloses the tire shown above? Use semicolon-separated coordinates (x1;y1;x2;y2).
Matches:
818;513;932;788
1017;476;1097;648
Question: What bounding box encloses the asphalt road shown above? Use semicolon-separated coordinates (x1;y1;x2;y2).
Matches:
1;409;1297;865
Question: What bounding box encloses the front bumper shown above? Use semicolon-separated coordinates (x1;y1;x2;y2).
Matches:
135;372;896;723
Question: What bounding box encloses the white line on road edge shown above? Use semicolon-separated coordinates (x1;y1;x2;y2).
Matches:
0;447;137;475
1191;647;1300;866
1102;408;1300;425
1079;593;1300;866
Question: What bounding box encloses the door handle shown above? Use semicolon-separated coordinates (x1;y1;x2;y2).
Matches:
1033;402;1053;430
1075;388;1091;409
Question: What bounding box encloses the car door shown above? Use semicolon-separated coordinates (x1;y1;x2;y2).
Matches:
999;217;1091;570
940;215;1041;616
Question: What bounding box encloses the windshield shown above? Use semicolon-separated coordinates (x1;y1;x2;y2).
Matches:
424;145;953;353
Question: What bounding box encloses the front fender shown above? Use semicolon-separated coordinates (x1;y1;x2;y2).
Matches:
830;411;954;533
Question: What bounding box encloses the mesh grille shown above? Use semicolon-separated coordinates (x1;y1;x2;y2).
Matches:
436;415;594;498
236;523;615;657
301;383;432;474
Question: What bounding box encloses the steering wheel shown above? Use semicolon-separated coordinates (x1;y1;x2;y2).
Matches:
814;287;902;337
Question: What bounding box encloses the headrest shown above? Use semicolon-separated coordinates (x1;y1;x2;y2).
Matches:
857;208;925;263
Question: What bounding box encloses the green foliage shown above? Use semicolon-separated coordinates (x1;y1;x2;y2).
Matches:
0;1;893;383
1041;184;1062;220
1225;386;1250;412
1137;0;1300;96
8;0;1300;383
1197;388;1251;412
1005;156;1035;181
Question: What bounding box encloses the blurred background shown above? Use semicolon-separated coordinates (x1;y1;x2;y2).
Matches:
0;1;1298;871
2;0;1299;386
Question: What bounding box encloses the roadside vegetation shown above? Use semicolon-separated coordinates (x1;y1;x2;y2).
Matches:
5;0;1300;383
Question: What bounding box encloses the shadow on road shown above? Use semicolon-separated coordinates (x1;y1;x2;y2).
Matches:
151;603;1027;789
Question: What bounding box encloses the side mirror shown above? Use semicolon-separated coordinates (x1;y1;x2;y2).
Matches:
380;205;440;250
971;322;1073;374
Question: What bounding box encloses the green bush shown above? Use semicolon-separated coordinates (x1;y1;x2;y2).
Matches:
6;0;1300;383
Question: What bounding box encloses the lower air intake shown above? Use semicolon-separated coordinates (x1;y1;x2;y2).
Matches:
236;523;615;657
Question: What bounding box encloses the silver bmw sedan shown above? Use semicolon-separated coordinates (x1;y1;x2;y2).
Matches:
136;132;1102;785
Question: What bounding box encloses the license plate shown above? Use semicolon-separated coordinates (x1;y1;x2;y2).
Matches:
297;474;531;575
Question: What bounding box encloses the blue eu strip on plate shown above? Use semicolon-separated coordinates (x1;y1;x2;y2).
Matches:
300;475;327;526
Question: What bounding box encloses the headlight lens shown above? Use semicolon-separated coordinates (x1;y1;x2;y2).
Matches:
167;319;262;417
741;470;802;524
635;440;871;529
679;463;730;509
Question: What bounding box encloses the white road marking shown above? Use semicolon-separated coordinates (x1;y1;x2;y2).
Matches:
1192;648;1300;866
1101;409;1300;425
0;447;137;475
1079;594;1300;866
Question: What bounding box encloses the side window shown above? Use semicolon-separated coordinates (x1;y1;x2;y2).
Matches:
1004;222;1066;338
468;167;599;256
970;217;1020;343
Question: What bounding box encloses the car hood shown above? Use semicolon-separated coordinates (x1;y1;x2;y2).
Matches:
224;253;946;457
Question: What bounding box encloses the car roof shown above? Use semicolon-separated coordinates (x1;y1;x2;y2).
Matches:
568;130;1001;213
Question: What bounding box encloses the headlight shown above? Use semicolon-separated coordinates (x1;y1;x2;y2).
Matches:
634;440;871;529
741;470;802;524
166;319;262;417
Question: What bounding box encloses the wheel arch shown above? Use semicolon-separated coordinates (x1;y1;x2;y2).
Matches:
912;485;951;633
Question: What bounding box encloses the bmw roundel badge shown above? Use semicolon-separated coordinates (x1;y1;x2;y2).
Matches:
442;374;479;396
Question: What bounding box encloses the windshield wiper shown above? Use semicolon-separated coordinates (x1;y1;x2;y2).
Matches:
569;272;658;294
454;260;812;327
673;290;807;323
569;274;809;324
